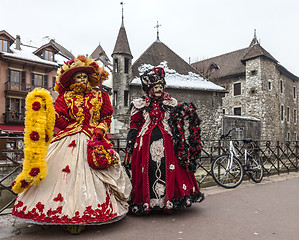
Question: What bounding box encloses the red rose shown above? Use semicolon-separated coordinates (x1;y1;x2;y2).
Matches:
36;202;44;212
29;168;40;176
53;193;64;202
30;131;39;141
45;134;49;143
32;101;41;111
21;180;29;188
11;181;16;187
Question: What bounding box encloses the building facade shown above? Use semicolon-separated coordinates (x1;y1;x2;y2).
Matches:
192;35;299;141
111;22;226;140
0;30;74;133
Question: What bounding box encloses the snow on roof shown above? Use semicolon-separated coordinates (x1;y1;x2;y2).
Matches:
55;53;69;65
4;43;69;67
224;115;260;121
130;61;225;92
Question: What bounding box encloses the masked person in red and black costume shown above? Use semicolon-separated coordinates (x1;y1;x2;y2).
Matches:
125;67;204;215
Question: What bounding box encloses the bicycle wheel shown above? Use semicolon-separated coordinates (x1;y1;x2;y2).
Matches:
211;154;244;188
247;153;264;183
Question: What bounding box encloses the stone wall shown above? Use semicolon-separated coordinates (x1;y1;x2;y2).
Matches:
275;66;299;141
129;85;224;140
245;57;299;141
212;75;245;116
222;115;261;140
112;54;132;117
210;57;298;141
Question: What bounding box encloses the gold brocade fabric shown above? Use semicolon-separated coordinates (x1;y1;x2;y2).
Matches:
52;90;106;142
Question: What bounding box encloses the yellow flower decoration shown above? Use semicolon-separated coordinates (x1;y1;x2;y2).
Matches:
12;88;55;194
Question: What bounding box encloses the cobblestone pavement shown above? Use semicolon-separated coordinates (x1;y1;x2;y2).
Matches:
1;172;299;240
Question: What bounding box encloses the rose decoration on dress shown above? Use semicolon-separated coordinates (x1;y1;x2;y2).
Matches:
150;139;164;163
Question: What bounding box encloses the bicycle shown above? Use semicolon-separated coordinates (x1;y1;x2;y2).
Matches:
211;128;264;188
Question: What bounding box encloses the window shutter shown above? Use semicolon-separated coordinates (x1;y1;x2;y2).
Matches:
21;71;26;84
8;69;11;82
21;71;26;91
5;97;9;110
31;73;34;87
44;75;48;89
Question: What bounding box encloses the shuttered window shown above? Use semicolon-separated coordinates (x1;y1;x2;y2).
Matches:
233;83;241;96
234;107;241;116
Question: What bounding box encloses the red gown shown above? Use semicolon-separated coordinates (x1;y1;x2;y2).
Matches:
128;93;202;213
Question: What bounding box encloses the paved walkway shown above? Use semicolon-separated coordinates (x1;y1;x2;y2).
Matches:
1;172;299;240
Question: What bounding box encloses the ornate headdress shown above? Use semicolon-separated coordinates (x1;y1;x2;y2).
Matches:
54;55;109;94
140;67;166;93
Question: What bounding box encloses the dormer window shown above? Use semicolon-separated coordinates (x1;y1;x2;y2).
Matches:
208;63;219;74
44;50;54;61
0;39;8;52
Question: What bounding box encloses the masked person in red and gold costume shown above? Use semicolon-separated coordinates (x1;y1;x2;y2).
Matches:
125;67;204;215
12;56;132;233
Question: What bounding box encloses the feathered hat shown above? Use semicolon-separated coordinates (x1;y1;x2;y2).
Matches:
140;67;166;93
54;55;109;94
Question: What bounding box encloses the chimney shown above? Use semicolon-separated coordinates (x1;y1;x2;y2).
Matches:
16;35;21;50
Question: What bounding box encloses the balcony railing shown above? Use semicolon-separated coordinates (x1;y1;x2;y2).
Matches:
4;111;25;124
4;82;31;92
28;85;49;91
5;82;49;92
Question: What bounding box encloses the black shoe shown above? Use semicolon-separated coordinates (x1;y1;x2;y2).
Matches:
198;192;205;203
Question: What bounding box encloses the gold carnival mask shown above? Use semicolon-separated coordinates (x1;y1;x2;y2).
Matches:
73;72;88;85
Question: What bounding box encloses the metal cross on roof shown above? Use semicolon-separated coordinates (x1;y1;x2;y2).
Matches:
154;21;162;42
120;2;125;27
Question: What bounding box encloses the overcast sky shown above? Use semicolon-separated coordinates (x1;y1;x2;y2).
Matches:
1;0;299;76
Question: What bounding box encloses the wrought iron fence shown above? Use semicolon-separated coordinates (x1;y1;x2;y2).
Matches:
0;136;298;215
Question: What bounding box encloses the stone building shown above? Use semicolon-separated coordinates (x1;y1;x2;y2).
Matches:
111;19;133;137
0;30;74;133
191;34;299;141
111;20;226;140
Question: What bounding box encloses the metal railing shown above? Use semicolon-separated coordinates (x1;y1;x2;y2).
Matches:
0;137;298;215
4;112;25;124
4;82;31;92
111;138;299;187
4;81;49;92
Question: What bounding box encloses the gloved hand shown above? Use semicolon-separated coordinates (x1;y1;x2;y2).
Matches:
126;129;138;154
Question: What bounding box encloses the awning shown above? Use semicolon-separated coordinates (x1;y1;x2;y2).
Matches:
0;124;24;134
0;125;60;134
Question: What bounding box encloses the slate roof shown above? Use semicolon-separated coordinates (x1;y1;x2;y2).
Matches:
242;43;277;63
191;38;278;80
50;39;75;60
112;26;132;57
132;40;199;78
0;30;15;44
191;47;249;79
33;41;60;55
90;44;111;67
